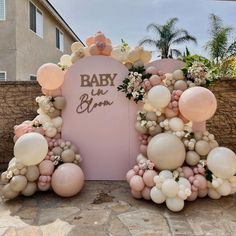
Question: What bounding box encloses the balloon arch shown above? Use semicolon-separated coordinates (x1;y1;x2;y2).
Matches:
1;32;236;212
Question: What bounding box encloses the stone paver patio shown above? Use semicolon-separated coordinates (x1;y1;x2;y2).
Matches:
0;181;236;236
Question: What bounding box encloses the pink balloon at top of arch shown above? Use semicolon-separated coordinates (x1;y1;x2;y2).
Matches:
41;88;62;97
179;87;217;123
37;63;64;90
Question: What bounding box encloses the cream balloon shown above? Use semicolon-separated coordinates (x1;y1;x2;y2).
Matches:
161;179;179;198
147;133;186;170
26;166;40;182
169;117;184;132
186;151;200;166
216;180;232;196
60;54;72;67
71;42;83;52
2;184;19;200
14;133;48;166
147;85;171;109
150;187;166;204
9;175;27;192
172;70;184;80
21;182;37;196
207;147;236;179
166;197;184;212
195;140;211;156
208;188;221;199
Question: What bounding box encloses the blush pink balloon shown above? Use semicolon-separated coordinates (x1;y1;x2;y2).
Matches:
198;188;208;198
130;175;145;192
140;145;147;156
182;166;194;178
143;170;157;187
146;66;159;75
38;181;51;191
126;169;136;183
192;121;206;132
131;189;142;199
14;124;29;138
164;107;178;118
141;187;151;200
195;174;207;189
187;191;198;201
51;163;84;197
37;63;64;90
149;75;161;86
39;160;55;176
42;88;62;97
179;87;217;122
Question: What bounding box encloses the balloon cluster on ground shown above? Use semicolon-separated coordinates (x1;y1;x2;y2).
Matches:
122;62;236;212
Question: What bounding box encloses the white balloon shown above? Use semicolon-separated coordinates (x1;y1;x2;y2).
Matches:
147;85;171;109
147;133;186;170
169;117;184;132
216;180;232;196
178;177;191;190
150;187;166;204
14;133;48;166
159;170;173;180
208;188;221;199
111;45;130;62
161;179;179;198
45;127;57;138
51;117;63;128
166;197;185;212
207;147;236;179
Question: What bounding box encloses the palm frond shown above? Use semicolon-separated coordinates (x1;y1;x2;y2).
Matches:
226;40;236;56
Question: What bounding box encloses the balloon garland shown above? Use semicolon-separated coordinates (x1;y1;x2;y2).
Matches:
1;32;236;213
121;60;236;212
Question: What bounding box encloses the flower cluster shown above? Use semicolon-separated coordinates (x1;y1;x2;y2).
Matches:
117;66;150;103
187;62;208;86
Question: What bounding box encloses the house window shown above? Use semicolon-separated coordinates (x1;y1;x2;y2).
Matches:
30;75;37;81
56;28;64;51
29;1;43;38
0;0;5;20
0;71;6;81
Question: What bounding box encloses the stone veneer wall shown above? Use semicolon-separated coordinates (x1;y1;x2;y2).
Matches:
0;79;235;171
0;81;41;171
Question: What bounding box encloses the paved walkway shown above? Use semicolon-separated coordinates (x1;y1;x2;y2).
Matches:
0;181;236;236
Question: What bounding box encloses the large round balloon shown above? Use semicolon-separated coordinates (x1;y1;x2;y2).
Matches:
51;163;84;197
37;63;64;90
14;133;48;166
147;85;171;109
207;147;236;179
147;133;186;170
179;87;217;122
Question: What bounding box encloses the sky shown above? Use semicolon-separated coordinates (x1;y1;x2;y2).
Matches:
48;0;236;59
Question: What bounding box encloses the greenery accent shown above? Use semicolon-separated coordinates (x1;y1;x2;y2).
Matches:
205;169;213;182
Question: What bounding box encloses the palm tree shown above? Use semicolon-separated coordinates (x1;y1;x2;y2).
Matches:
139;18;197;59
205;14;236;64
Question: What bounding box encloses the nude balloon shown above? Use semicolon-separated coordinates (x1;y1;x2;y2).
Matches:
51;163;84;197
143;170;157;187
126;169;136;183
37;63;64;90
39;160;55;176
26;166;40;182
147;133;185;170
130;175;145;192
179;87;217;122
141;187;151;200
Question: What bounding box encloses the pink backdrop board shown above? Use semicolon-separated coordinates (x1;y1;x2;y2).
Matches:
147;59;185;73
62;56;139;180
